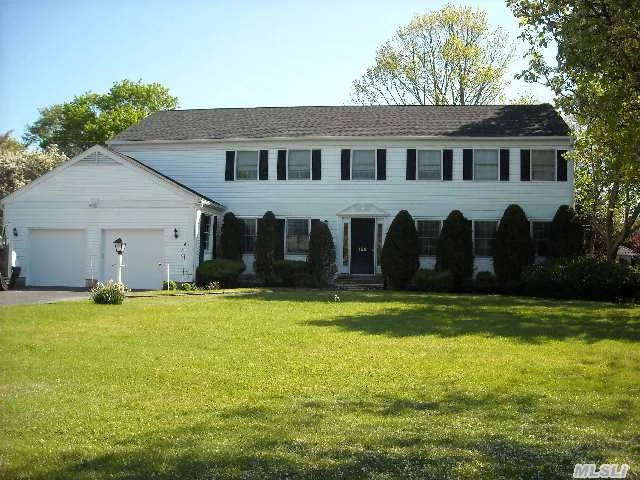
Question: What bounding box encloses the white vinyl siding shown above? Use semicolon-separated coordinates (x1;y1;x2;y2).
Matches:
531;150;556;181
287;150;311;180
474;149;498;181
241;218;258;254
351;150;375;180
286;219;310;254
417;150;441;180
236;151;259;180
416;220;440;256
474;221;497;257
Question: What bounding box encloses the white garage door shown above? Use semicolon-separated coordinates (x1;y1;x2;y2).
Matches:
102;229;164;290
28;229;86;287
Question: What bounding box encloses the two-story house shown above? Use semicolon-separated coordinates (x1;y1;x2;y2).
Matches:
1;104;572;289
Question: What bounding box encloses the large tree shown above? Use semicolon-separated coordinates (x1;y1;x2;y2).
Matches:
0;132;67;225
351;4;515;105
507;0;640;261
24;79;179;157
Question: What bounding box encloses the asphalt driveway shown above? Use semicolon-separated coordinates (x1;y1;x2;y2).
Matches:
0;288;89;306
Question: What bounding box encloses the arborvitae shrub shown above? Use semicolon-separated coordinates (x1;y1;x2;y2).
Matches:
435;210;474;288
254;211;277;284
494;204;534;286
381;210;420;289
220;212;243;261
307;220;337;285
549;205;584;258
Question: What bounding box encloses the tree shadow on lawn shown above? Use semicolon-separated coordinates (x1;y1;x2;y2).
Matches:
7;392;618;480
303;296;640;344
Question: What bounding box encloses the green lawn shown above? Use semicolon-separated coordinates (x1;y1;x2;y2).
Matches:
1;290;639;479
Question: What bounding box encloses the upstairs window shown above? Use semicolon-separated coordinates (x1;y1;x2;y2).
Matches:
532;221;552;257
416;220;441;256
531;150;556;181
287;219;310;254
352;150;375;179
474;220;497;256
287;150;311;180
417;150;441;180
241;218;257;254
474;149;499;181
236;151;259;180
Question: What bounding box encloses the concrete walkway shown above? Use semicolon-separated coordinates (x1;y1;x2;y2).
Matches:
0;288;89;306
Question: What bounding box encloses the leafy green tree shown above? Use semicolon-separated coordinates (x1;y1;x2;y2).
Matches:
254;211;277;284
435;210;474;288
220;212;243;261
307;220;337;286
548;205;584;259
24;80;179;157
508;0;640;261
352;4;515;105
381;210;420;289
493;204;534;286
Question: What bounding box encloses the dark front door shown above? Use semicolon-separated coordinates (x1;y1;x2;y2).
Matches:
351;218;375;274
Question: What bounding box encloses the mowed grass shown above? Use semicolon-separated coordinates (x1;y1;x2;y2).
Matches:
1;290;639;479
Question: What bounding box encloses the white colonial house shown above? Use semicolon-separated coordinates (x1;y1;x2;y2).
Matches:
1;104;573;289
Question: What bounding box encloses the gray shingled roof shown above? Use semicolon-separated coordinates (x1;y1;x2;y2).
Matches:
110;104;570;142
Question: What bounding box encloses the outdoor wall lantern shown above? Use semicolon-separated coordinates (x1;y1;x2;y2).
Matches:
13;227;18;237
174;228;179;239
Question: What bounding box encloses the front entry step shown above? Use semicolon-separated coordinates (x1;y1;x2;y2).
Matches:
335;275;385;291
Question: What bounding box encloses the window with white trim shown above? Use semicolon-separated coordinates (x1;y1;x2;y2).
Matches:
352;150;375;180
474;149;498;181
416;220;441;256
287;150;311;180
532;221;552;257
236;151;259;180
531;150;555;181
287;219;310;254
241;218;257;254
417;150;441;180
474;221;497;256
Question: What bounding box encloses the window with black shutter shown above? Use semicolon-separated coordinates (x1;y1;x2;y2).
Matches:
406;149;416;180
442;149;453;181
341;149;351;180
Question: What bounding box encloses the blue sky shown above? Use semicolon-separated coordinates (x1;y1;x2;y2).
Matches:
0;0;553;140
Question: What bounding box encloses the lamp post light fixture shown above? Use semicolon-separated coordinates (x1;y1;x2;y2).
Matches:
113;238;126;284
174;228;179;239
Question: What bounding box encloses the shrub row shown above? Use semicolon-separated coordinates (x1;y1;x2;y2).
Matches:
195;259;246;288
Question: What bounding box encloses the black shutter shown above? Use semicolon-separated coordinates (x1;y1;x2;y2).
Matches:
341;149;351;180
499;149;510;181
520;150;531;181
277;150;287;180
376;149;386;180
225;151;235;181
211;215;217;259
463;149;473;180
259;150;268;180
442;149;453;181
312;149;321;180
406;149;416;180
557;150;568;181
276;219;285;260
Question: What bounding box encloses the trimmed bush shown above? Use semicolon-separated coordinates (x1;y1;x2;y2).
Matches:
494;204;534;287
549;205;584;258
220;212;243;261
381;210;420;289
415;269;454;292
180;282;196;291
254;211;278;284
195;259;246;288
162;280;177;291
274;260;311;286
308;220;337;286
474;271;497;293
435;210;474;289
522;257;640;302
90;281;126;305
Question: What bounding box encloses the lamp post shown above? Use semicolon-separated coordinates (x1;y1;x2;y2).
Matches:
113;238;126;284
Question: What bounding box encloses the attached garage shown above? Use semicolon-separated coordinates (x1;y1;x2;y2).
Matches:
1;145;224;290
27;229;86;287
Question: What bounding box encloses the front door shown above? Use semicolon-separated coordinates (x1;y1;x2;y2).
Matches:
351;218;375;274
